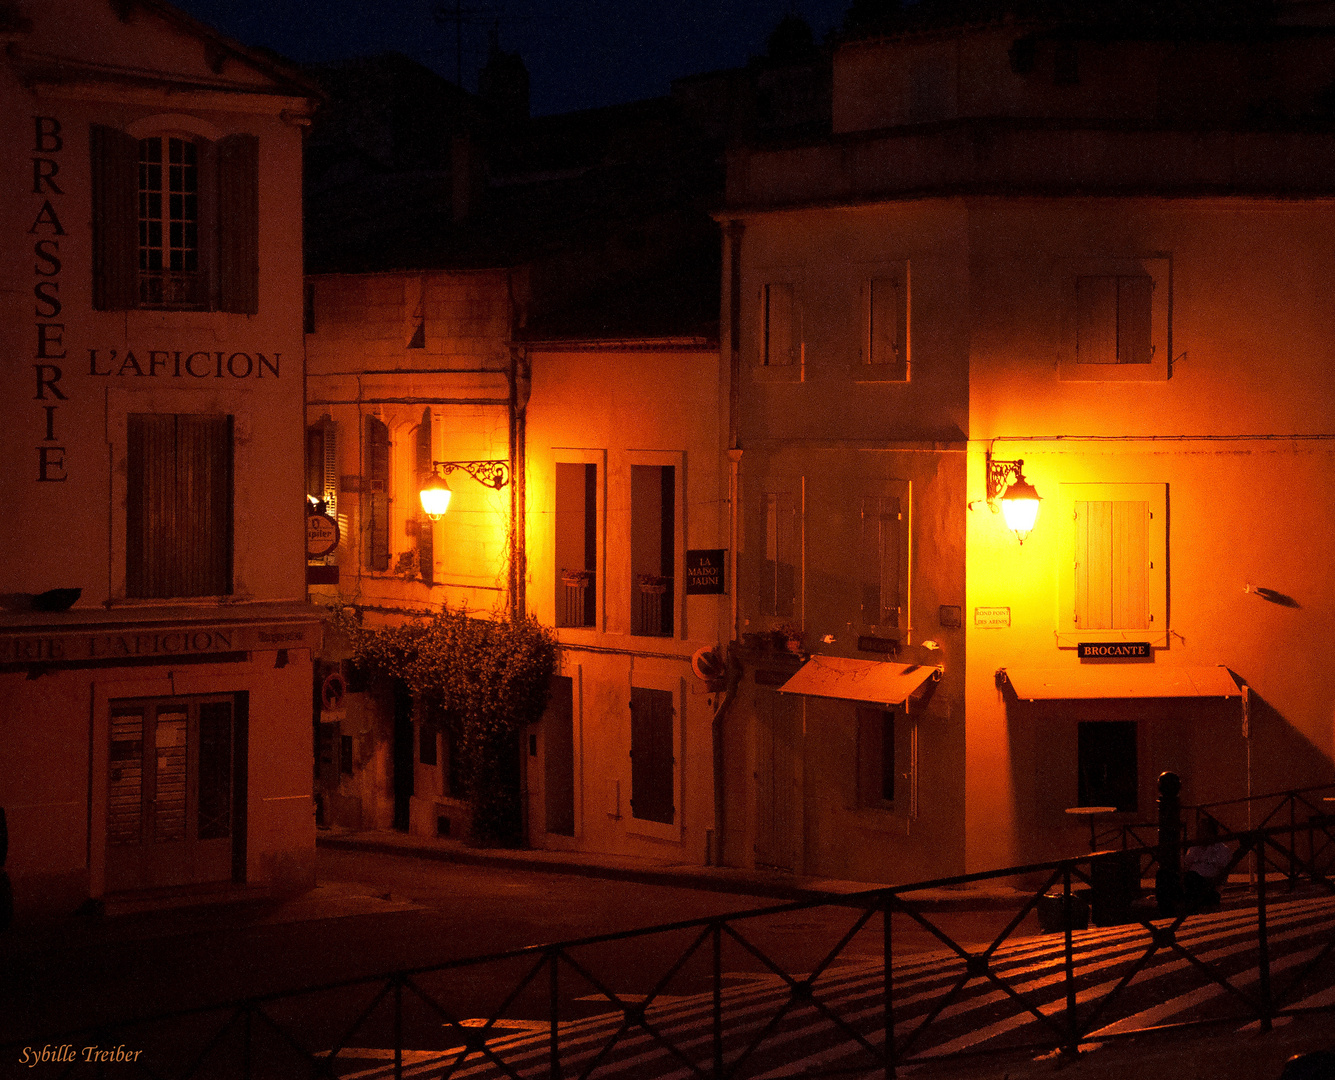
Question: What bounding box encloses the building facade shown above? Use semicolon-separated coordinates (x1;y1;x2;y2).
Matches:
719;4;1335;881
0;0;321;920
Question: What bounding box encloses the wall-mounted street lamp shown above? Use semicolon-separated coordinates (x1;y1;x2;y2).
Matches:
987;456;1042;544
419;460;511;521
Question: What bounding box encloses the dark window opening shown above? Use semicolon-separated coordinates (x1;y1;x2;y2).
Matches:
857;707;896;807
1078;721;1138;812
631;464;674;636
555;462;597;627
630;686;674;824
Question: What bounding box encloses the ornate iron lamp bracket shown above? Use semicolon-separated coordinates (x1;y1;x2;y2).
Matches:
431;460;511;490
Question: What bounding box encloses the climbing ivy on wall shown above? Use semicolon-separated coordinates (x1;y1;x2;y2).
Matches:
333;605;557;847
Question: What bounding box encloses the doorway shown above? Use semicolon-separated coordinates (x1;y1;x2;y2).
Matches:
755;689;802;872
105;694;245;892
544;675;575;836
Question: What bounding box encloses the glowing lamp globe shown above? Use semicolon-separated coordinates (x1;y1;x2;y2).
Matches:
419;474;452;520
999;472;1041;543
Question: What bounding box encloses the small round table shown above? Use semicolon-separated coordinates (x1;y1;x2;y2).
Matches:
1066;806;1118;850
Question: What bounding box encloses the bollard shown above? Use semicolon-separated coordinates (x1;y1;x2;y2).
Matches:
1155;772;1182;915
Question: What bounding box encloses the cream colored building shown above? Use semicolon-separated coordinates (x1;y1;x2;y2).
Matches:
0;0;321;920
719;7;1335;881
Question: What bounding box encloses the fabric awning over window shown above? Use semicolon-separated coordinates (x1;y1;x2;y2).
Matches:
777;655;941;707
1003;665;1241;701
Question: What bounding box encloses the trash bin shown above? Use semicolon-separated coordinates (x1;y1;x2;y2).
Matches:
1037;890;1090;933
1090;851;1141;926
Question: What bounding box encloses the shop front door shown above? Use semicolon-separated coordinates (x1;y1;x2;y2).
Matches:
105;695;239;892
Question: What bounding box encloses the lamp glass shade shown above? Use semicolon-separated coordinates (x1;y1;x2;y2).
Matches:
999;475;1041;540
419;475;452;520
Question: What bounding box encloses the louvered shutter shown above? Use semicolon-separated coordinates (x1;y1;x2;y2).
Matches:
365;416;390;572
216;133;259;314
415;409;433;585
90;125;138;311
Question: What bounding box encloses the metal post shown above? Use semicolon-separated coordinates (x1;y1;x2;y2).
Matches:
883;898;895;1080
1288;795;1298;891
550;949;561;1080
243;1005;252;1080
394;977;403;1080
1256;836;1273;1032
713;923;724;1080
1063;864;1078;1057
1155;772;1182;915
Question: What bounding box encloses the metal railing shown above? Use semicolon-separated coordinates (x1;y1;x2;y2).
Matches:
8;819;1333;1080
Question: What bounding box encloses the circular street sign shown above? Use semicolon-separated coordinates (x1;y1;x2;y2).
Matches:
321;671;346;711
307;512;340;558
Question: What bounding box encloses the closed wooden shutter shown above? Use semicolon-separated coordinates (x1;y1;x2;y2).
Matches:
762;492;796;618
1076;276;1118;364
365;416;390;572
867;276;907;378
1074;500;1149;629
1117;276;1153;364
629;687;674;824
860;496;902;627
90;125;138;311
216;133;259;314
763;282;795;366
415;409;433;585
126;414;233;598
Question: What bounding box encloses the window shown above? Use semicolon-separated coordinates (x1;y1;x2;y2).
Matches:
630;686;674;824
1076;276;1152;365
92;125;258;313
555;462;596;627
1058;483;1166;642
760;492;797;619
1078;721;1137;811
126;414;233;598
630;464;674;636
856;707;896;807
106;694;241;891
305;422;337;516
414;409;434;586
1060;257;1169;381
364;415;390;572
861;270;908;380
859;495;904;628
761;282;799;366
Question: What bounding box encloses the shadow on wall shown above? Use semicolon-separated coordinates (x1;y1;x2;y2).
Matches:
1243;687;1335;796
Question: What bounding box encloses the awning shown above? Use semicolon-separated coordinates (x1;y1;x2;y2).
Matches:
1003;665;1241;701
777;655;941;707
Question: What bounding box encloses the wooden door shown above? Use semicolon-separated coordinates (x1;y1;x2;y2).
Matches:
755;689;801;872
105;696;236;892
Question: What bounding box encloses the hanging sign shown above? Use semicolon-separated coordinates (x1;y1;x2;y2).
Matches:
306;512;340;557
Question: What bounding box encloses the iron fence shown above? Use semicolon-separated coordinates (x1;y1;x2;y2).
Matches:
7;819;1334;1080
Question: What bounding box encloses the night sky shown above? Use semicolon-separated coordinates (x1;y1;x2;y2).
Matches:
173;0;854;115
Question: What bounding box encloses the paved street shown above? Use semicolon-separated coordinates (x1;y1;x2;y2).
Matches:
2;847;1332;1079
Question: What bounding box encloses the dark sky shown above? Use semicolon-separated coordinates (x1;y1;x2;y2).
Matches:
174;0;854;115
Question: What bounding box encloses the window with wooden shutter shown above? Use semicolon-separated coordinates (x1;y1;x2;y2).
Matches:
126;414;233;598
91;125;139;311
860;495;903;628
1076;275;1153;365
415;409;434;586
90;125;258;312
364;416;390;572
856;707;895;806
1058;483;1166;641
761;282;797;366
216;133;259;314
864;272;908;379
630;686;674;825
761;491;797;619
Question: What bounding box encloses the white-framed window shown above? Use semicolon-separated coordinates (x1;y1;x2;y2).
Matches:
1059;257;1170;382
1057;483;1167;645
555;462;598;627
630;464;676;637
858;263;909;381
855;704;918;818
92;123;258;313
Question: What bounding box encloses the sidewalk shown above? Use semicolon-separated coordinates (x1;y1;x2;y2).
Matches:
316;827;1036;908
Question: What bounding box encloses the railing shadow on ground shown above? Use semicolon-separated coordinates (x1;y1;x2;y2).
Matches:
8;818;1334;1080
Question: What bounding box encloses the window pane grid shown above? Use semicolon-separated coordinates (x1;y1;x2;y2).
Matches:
138;136;203;307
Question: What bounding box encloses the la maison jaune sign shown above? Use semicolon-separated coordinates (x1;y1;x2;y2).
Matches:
1077;642;1152;659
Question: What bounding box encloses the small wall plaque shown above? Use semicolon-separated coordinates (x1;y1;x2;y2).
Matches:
974;607;1011;628
1078;642;1151;658
685;549;726;595
857;635;900;655
939;605;963;629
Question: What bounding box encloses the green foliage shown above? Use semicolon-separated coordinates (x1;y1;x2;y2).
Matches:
333;604;557;847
